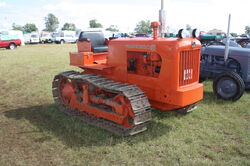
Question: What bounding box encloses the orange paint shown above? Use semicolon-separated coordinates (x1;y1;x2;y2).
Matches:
69;23;203;111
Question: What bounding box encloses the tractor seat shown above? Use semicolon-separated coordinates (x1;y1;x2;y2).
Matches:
78;31;108;53
92;46;108;53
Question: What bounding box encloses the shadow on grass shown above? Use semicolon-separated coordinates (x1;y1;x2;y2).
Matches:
151;108;189;119
4;104;172;148
245;88;250;92
202;91;235;105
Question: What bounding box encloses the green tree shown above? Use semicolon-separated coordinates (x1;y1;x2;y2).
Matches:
134;20;152;34
89;19;103;28
12;23;24;32
105;25;119;32
44;13;59;32
23;23;38;33
245;25;250;34
62;23;76;31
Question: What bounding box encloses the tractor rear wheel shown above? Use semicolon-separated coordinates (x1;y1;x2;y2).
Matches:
213;72;245;101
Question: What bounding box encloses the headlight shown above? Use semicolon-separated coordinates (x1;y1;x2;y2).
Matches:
177;29;189;39
192;29;199;38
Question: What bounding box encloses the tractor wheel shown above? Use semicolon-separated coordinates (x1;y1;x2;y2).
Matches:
213;72;245;101
8;43;16;50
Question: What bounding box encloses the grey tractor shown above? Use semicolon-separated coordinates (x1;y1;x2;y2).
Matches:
200;45;250;101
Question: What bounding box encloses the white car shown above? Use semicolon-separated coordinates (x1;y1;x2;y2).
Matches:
40;32;53;43
30;33;39;44
24;32;39;44
53;31;78;44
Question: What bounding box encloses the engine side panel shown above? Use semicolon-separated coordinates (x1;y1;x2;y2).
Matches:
103;38;203;110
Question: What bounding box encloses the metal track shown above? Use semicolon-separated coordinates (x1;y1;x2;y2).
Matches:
52;71;152;136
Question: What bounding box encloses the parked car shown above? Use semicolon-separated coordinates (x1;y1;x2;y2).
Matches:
0;35;21;49
0;30;25;46
240;34;249;38
236;38;250;47
30;33;39;44
24;32;39;44
53;31;77;44
199;33;225;46
40;32;53;43
205;39;242;47
135;33;149;37
246;43;250;48
24;34;31;44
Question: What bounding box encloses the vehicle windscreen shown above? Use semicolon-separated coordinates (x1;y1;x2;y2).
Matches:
42;34;50;37
31;35;38;38
52;33;58;37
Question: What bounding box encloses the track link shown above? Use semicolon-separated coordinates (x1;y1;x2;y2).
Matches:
52;71;152;136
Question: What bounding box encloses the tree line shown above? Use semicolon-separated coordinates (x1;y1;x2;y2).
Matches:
11;13;250;35
11;13;152;34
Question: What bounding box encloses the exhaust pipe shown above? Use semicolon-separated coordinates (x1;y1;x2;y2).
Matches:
224;14;231;62
151;22;160;40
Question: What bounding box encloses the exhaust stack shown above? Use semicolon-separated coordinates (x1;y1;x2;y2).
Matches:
151;22;161;40
224;14;231;62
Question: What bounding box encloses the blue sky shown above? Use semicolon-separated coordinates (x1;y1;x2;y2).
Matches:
0;0;249;34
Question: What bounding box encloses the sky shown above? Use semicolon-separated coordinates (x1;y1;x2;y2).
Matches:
0;0;249;34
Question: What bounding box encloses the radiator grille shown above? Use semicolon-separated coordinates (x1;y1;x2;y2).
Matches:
179;49;200;86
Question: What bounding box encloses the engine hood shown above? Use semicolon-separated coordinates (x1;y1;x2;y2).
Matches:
202;46;250;57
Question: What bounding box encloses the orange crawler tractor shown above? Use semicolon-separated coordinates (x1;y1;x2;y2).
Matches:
52;22;203;136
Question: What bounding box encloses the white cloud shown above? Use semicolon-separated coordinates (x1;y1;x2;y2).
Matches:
1;0;250;34
42;0;159;32
0;1;6;7
40;0;250;34
165;0;250;34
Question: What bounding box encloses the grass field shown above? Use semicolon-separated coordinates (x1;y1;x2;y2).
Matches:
0;44;249;166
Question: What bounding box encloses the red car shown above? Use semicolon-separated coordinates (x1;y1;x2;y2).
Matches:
0;37;21;50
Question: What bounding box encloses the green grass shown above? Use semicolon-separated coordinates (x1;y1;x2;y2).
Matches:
0;44;249;166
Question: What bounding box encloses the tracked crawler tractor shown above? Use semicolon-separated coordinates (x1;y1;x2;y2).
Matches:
52;22;203;136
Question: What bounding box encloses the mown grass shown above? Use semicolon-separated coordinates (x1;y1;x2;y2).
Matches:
0;44;249;166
